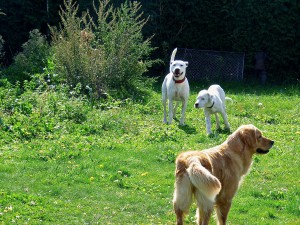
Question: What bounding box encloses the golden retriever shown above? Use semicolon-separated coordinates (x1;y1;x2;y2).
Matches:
173;124;274;225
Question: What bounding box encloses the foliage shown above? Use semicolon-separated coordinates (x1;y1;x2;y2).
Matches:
0;35;4;66
50;0;96;90
93;0;158;97
0;73;89;142
4;29;50;83
50;0;158;98
0;79;299;223
144;0;300;82
0;0;299;82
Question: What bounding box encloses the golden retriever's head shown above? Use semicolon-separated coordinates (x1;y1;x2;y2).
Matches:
236;124;274;154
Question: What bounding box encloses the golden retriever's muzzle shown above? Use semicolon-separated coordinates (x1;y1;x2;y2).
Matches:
256;140;274;154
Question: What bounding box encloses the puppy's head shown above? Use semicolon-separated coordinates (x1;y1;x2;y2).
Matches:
194;90;211;108
238;124;274;154
170;60;188;80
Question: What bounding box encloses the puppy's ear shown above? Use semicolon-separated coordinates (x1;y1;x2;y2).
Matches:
184;61;189;67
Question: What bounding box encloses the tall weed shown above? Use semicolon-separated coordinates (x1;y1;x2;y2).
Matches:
51;0;158;98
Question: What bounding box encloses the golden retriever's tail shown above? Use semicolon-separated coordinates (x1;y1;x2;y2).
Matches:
186;157;221;202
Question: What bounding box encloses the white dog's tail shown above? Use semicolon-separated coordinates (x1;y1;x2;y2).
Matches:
186;157;221;202
225;97;233;103
170;48;177;62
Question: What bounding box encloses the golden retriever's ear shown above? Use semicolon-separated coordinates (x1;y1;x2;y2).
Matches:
240;126;257;148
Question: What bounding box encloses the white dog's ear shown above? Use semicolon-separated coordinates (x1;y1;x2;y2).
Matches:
184;61;189;67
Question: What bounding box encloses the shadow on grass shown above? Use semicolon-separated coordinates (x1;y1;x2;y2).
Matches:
208;128;231;138
178;123;197;134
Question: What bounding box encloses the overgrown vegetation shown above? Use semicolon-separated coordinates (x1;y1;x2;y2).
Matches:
0;79;299;224
3;0;157;99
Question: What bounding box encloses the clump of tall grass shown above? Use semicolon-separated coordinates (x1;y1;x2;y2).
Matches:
50;0;158;98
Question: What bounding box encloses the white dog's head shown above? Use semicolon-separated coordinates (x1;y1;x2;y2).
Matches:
194;90;212;108
170;60;189;79
169;48;188;81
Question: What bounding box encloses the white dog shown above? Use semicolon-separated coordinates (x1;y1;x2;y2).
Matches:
194;84;232;134
162;48;189;125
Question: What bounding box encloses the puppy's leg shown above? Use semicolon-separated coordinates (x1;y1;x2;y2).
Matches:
204;110;212;134
195;191;214;225
215;201;232;225
173;173;193;225
180;100;187;125
220;108;230;130
215;113;220;130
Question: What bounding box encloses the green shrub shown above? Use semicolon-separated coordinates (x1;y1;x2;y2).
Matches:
5;29;50;83
50;0;158;98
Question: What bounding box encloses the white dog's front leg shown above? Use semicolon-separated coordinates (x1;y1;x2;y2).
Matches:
180;100;187;125
173;101;179;119
168;100;173;124
163;99;167;124
204;111;212;134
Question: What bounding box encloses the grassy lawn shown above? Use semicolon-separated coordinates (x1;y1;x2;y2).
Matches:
0;82;299;224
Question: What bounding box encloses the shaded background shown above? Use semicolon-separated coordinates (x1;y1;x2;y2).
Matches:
0;0;299;82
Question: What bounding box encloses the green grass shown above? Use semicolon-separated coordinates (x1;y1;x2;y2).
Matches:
0;82;299;224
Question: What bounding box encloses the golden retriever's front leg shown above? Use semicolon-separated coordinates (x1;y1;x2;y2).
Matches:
215;201;232;225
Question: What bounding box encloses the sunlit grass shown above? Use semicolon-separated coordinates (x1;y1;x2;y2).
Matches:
0;82;299;224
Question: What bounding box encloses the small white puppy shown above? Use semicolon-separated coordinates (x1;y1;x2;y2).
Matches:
194;84;232;134
162;48;189;125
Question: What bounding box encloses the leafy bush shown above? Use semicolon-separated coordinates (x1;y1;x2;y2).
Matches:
93;0;157;96
0;74;90;141
50;0;158;98
5;29;50;83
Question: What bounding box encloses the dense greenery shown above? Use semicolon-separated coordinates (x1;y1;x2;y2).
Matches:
0;78;299;223
1;0;157;99
0;0;299;82
50;0;157;98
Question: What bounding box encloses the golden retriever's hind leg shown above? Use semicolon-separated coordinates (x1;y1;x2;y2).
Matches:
174;208;184;225
215;201;232;225
173;173;193;225
195;190;214;225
